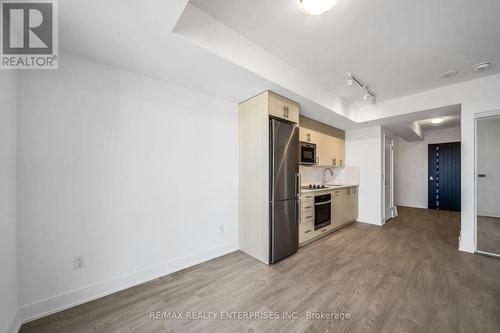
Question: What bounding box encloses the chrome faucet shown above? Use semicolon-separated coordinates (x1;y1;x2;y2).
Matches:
322;167;334;186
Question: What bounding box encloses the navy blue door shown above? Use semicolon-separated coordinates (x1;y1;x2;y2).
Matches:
428;142;461;211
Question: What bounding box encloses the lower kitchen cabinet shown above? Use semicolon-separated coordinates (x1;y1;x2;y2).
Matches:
299;222;314;243
299;186;358;247
343;187;358;223
331;190;343;228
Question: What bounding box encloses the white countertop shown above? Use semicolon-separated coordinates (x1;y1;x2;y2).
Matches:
300;184;359;194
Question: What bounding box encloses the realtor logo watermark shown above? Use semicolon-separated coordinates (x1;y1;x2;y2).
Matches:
1;0;58;69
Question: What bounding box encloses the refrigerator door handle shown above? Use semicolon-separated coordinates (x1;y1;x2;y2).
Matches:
295;172;301;198
296;199;301;225
270;119;276;202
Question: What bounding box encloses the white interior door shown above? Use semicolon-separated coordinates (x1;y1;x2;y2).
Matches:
384;137;394;221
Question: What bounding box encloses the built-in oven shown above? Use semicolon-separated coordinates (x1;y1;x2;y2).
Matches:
314;193;331;230
300;142;316;165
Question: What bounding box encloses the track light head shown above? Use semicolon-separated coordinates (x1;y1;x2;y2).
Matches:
347;73;353;86
363;87;369;100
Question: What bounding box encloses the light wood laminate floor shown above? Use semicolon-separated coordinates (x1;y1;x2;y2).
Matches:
21;207;500;333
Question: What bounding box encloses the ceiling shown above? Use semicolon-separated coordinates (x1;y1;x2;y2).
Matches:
379;105;461;141
417;114;461;131
56;0;491;134
57;0;270;105
191;0;500;104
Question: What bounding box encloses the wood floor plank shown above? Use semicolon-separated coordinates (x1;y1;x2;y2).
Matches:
20;207;500;333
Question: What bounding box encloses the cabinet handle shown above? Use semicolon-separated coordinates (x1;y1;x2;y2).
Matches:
305;230;312;234
305;215;313;219
282;105;289;118
305;206;312;209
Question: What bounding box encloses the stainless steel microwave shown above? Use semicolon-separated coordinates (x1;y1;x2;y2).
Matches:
300;142;316;165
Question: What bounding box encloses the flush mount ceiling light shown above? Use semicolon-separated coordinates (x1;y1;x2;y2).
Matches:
429;118;445;124
437;70;458;79
472;62;491;72
299;0;338;15
347;73;376;104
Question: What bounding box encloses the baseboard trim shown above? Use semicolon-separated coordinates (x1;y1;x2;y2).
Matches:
394;203;427;209
477;213;500;219
356;219;383;226
459;236;474;253
19;242;239;324
7;309;21;333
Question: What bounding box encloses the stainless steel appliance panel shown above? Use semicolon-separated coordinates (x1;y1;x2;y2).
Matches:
300;142;316;165
270;119;300;201
270;199;299;263
314;193;331;230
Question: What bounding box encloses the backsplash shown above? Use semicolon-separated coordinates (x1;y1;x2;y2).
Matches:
300;165;360;186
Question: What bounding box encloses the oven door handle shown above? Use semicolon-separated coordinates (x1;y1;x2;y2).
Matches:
315;200;331;206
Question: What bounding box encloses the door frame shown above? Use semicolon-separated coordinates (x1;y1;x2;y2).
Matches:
382;131;394;222
474;109;500;258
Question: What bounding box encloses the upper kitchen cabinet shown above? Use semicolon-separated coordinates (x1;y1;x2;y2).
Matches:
299;116;317;143
299;116;345;166
267;91;299;123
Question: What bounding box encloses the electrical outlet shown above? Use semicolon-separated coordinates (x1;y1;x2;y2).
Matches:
74;256;85;270
219;225;225;234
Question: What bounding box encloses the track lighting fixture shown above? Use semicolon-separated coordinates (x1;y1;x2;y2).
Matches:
347;73;376;104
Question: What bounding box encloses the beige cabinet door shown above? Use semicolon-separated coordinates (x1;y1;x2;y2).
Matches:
332;137;345;166
332;190;343;228
342;187;358;223
299;222;314;244
268;91;299;124
316;134;345;167
317;132;335;166
300;127;316;144
342;188;351;224
351;187;358;220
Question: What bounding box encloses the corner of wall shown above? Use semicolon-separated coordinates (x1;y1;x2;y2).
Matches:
458;235;475;254
6;309;21;333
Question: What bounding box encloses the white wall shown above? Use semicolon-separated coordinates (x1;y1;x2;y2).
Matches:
394;126;461;208
17;54;239;321
345;126;382;225
0;72;19;333
476;117;500;218
354;73;500;253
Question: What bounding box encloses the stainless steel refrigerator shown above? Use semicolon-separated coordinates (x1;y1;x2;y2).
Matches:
269;118;300;264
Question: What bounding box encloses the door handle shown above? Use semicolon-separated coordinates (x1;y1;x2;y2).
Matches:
296;199;301;225
295;172;301;197
478;174;486;178
282;105;289;118
315;201;332;205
